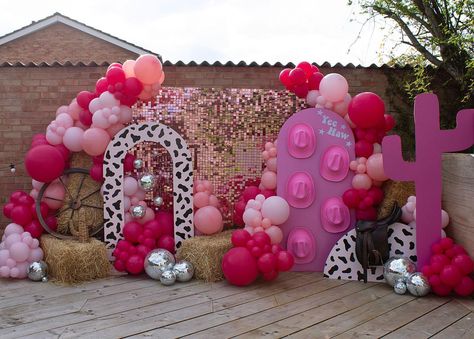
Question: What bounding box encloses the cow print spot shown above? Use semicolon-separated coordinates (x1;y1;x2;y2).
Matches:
409;242;415;250
395;237;404;246
131;134;140;143
119;129;129;138
328;265;338;275
338;256;348;264
178;184;189;192
176;218;185;226
342;268;351;274
138;124;147;131
184;208;193;218
410;255;417;262
402;228;413;236
112;201;121;210
343;239;351;251
176;138;183;149
176;232;186;240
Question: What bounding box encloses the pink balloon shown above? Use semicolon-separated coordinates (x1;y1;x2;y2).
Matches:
137;208;155;224
124;176;138;196
266;158;277;172
0;249;9;265
261;171;277;190
352;173;373;190
56;105;68;116
243;208;262;227
366;153;389;181
134;188;146;201
261;196;290;225
27;247;44;262
4;223;24;236
306;90;319;107
56;113;74;128
319;73;349;102
194;206;223;235
9;242;29;262
5;234;21;249
46;130;62;145
68;100;82;120
134;54;163;84
82;128;111;156
13;261;29;278
63;127;84;152
42;182;65;209
244;226;255;235
122;60;136;78
92;111;110;129
125;212;133;223
441;210;449;228
194;192;210;209
209;195;220;207
107;123;125;138
124;196;131;211
265;226;283;245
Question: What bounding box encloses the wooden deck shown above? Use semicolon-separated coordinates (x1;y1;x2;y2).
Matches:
0;272;473;338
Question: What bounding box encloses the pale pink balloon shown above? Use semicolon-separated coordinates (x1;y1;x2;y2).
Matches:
194;206;223;235
0;249;9;266
30;189;38;200
124;176;138;196
194;192;210;208
4;223;23;236
244;226;255;235
134;188;146;201
0;266;10;277
63;127;84;152
99;91;120;108
261;218;272;229
56;105;69;116
9;242;29;262
92;110;110;129
122;60;136;78
243;208;262;227
32;179;44;190
352;173;372;190
14;261;29;279
131;197;139;206
46;130;62;145
42;182;66;209
254;226;264;233
261;171;277;190
441;210;449;228
106;123;125;138
209;195;220;207
124;212;133;223
124;196;131;211
203;180;213;193
56;113;74;129
138;200;147;208
261;196;290;225
137;208;155;224
265;226;283;245
319;73;349;102
68;100;82;120
134;54;163;85
5;234;21;249
31;238;39;249
306;90;319;107
88;97;102;113
366;153;389;181
27;247;44;262
82;128;111;156
266;157;277;172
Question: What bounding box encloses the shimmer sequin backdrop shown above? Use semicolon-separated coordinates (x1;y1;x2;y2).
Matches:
132;87;305;226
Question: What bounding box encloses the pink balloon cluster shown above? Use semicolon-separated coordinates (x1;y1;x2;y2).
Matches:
349;154;387;190
193;179;223;235
122;55;165;101
242;195;290;244
260;141;278;191
122;176;154;224
0;223;44;279
30;178;66;210
402;196;449;237
306;73;352;117
90;92;132;133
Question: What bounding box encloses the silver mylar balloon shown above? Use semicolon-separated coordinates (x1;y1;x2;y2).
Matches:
139;173;155;191
27;261;48;282
144;249;176;280
406;272;431;297
42;276;48;283
131;205;146;218
153;196;164;207
160;269;176;286
173;260;194;282
383;257;416;287
394;278;407;295
133;159;143;169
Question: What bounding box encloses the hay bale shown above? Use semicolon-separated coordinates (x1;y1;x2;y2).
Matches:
176;230;233;282
57;152;103;235
40;234;111;284
378;180;416;218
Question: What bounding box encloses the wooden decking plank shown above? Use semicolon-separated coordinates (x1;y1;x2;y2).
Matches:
383;300;471;338
431;312;474;338
130;279;357;338
235;284;392;338
333;296;451;338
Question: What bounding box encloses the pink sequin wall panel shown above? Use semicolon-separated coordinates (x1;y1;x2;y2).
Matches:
132;87;305;226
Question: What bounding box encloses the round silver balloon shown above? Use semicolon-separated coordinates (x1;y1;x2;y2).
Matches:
160;269;176;286
42;276;48;283
173;260;194;282
406;272;431;297
133;159;144;170
131;205;146;218
144;249;176;280
153;196;164;207
27;261;48;282
383;257;416;287
394;278;407;295
139;173;155;191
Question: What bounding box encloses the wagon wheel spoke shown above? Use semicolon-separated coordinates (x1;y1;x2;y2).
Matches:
75;173;87;200
44;196;64;202
82;203;103;210
54;206;72;217
80;188;101;202
59;176;74;201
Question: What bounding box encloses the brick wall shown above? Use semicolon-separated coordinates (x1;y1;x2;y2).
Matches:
0;23;138;64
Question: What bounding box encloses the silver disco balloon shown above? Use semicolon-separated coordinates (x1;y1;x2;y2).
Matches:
406;272;431;297
173;260;194;282
27;261;48;282
160;269;177;286
139;173;155;191
153;196;164;207
394;278;407;295
144;249;176;280
131;205;146;218
133;159;144;169
42;276;48;283
383;257;416;287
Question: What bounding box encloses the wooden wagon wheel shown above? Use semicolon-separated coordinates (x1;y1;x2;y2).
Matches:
35;168;104;240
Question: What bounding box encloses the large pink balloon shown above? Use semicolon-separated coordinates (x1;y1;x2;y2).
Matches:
63;127;84;152
261;171;277;190
134;54;163;84
319;73;348;102
25;145;65;183
366;153;389;181
9;242;29;262
82;128;111;156
265;226;283;245
194;206;223;235
261;196;290;225
42;183;65;209
194;192;210;209
122;60;136;78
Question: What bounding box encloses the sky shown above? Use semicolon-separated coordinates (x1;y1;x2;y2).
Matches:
0;0;398;66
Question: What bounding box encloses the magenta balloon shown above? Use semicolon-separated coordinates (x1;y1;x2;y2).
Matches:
25;145;65;183
82;128;111;156
194;206;223;235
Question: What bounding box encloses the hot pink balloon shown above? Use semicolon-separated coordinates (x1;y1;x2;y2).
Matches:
63;127;84;152
82;128;111;156
194;206;223;235
261;196;290;225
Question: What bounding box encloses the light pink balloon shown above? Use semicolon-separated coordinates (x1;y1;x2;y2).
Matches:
56;105;69;116
92;110;110;129
5;234;21;249
265;226;283;245
366;153;389;181
99;91;120;108
42;182;66;209
194;206;223;235
254;226;264;233
352;173;372;190
27;247;44;262
9;242;29;262
63;127;84;152
306;90;319;107
119;106;133;124
261;196;290;225
134;54;163;85
0;249;9;265
137;208;155;224
46;130;62;145
194;192;210;208
319;73;349;102
56;113;74;129
124;196;131;211
124;176;138;196
122;60;136;78
106;123;125;138
261;171;277;190
0;266;10;277
68;100;82;120
4;223;24;236
82;128;111;156
243;208;262;227
316;95;327;106
30;189;38;200
125;212;133;223
244;226;255;235
88;97;102;113
209;195;220;207
266;158;277;172
13;261;29;279
441;210;449;228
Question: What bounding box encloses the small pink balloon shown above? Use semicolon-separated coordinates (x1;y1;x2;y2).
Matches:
56;113;74;128
14;261;29;278
194;192;210;209
92;111;110;129
265;226;283;245
42;183;65;209
122;60;136;78
244;226;255;235
4;223;24;236
46;130;62;145
441;210;449;228
68;100;82;120
261;196;290;225
82;128;111;156
6;258;16;268
125;212;133;223
266;158;277;172
319;73;348;102
243;208;262;227
63;127;85;152
5;233;21;249
56;105;68;116
0;266;10;277
209;195;220;207
137;208;155;224
261;171;277;190
27;247;44;262
352;174;372;190
366;153;389;181
250;216;262;228
254;226;264;233
9;242;29;262
124;196;131;211
134;188;146;201
194;206;223;235
306;90;319;107
123;176;139;196
261;218;272;229
31;238;39;249
130;197;139;206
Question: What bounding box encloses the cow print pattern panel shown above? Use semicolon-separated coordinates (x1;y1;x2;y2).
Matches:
323;222;417;282
103;123;194;255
